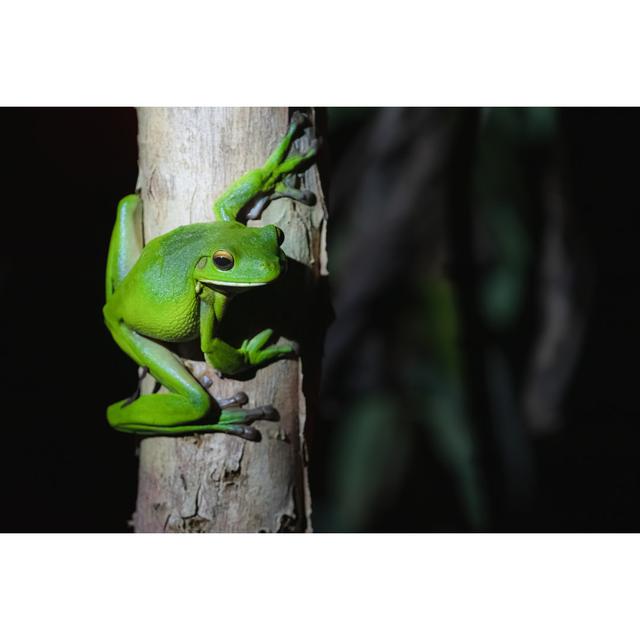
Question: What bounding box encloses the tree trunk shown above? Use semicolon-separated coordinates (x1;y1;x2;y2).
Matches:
131;107;327;532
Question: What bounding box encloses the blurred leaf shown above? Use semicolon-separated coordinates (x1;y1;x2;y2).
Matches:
415;276;489;530
329;393;411;532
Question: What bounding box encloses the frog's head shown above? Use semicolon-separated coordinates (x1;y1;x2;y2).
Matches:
193;221;286;291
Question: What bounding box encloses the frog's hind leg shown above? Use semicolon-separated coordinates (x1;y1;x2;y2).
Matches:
106;316;212;428
106;314;275;440
105;194;143;302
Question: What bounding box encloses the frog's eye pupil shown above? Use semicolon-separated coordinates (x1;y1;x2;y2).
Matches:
213;250;234;271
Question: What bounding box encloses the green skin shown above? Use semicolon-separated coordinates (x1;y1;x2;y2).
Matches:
104;112;317;440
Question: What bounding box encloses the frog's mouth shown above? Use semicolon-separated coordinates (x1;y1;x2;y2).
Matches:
198;279;275;296
199;279;270;288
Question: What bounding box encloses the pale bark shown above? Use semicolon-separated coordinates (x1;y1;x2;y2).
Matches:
131;108;327;532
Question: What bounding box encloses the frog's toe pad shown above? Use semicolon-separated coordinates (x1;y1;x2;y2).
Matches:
300;190;316;206
243;404;279;423
217;391;249;409
291;110;308;129
259;404;279;421
230;391;249;407
233;425;262;442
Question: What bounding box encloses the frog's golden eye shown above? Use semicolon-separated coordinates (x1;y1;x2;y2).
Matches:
275;226;285;246
213;250;234;271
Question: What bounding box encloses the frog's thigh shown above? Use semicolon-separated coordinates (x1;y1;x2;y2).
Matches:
107;318;211;427
106;194;143;299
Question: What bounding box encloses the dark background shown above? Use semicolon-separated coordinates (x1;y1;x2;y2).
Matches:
1;107;639;532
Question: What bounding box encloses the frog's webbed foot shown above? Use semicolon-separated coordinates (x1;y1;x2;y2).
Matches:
105;318;277;441
245;175;317;221
273;172;317;205
217;402;280;442
241;328;298;368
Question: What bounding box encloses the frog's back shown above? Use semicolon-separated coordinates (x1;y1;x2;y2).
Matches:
107;224;214;342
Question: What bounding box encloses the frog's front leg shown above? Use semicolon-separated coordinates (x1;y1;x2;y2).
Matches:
104;310;277;440
213;111;319;222
199;299;296;376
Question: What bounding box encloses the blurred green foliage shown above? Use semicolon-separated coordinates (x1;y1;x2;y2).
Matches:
314;107;563;532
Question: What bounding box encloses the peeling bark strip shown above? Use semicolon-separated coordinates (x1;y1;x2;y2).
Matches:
132;108;328;532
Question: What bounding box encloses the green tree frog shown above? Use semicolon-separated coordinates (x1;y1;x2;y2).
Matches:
104;112;317;441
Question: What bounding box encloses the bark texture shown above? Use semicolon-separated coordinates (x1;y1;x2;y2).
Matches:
132;108;327;532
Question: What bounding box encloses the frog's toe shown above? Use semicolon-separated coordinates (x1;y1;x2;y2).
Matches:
291;110;309;130
246;328;274;353
235;404;279;424
254;404;279;421
228;425;262;442
299;190;316;205
251;343;297;367
217;391;249;409
228;404;279;440
302;136;321;161
216;403;280;441
270;186;316;207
